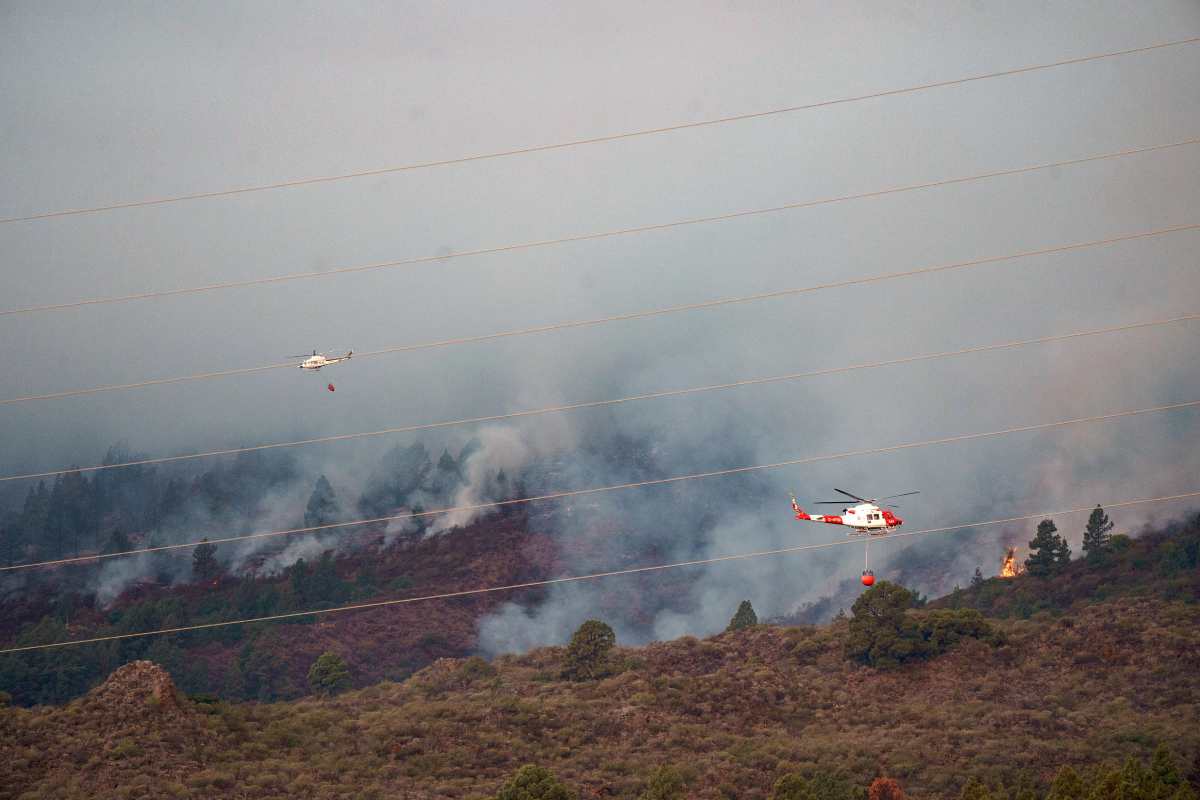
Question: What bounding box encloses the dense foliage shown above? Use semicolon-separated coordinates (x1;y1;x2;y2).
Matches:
307;651;351;696
494;764;573;800
844;582;1000;668
1081;505;1114;562
1025;519;1071;577
772;771;863;800
562;619;616;681
727;599;758;631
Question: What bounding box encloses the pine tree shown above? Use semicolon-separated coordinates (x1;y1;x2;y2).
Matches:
1119;755;1154;800
307;651;351;695
971;567;984;587
289;557;311;606
101;528;133;555
1086;766;1121;800
727;600;758;631
562;619;616;681
19;482;49;559
154;477;187;529
304;475;341;528
1082;505;1114;560
1025;519;1070;577
308;551;347;605
46;471;94;557
431;449;464;498
495;764;573;800
191;539;221;583
1046;766;1086;800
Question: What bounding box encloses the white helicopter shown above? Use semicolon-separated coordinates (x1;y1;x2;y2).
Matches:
290;349;353;371
789;488;918;585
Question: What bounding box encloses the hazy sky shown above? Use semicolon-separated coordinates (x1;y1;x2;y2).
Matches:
1;2;1198;637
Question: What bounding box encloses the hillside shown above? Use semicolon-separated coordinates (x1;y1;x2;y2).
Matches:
3;589;1198;800
933;514;1200;616
0;501;707;707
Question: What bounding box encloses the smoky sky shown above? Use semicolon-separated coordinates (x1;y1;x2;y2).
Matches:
2;2;1199;644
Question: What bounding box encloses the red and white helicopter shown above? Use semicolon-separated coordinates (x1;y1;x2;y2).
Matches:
789;488;918;586
290;349;353;392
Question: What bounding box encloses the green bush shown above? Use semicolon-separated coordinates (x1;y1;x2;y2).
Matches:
771;773;816;800
959;777;993;800
844;582;929;669
494;764;573;800
845;583;999;668
1045;766;1085;800
562;619;616;681
307;651;351;696
640;765;686;800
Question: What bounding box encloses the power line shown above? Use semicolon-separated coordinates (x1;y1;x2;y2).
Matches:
3;221;1196;406
2;489;1196;653
3;312;1195;483
4;398;1195;572
2;137;1196;317
2;37;1195;227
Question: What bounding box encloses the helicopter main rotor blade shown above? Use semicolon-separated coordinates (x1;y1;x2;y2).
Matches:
814;501;850;505
877;491;920;500
835;488;871;503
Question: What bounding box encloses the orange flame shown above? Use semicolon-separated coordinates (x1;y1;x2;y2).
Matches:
1000;547;1020;578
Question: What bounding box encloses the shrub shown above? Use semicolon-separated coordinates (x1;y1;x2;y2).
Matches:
461;655;497;682
1045;766;1085;800
640;765;686;800
919;609;1003;650
771;773;815;800
307;651;351;696
770;772;860;800
562;619;616;681
494;764;573;800
109;739;142;760
868;777;906;800
959;777;993;800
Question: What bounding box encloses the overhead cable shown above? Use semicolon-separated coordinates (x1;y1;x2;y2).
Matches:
1;37;1195;226
3;221;1197;406
2;313;1195;483
2;489;1196;653
3;398;1195;572
2;138;1196;317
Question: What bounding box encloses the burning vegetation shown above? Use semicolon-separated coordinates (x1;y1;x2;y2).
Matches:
1000;547;1021;578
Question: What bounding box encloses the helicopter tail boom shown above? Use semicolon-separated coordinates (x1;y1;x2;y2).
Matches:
790;495;842;526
